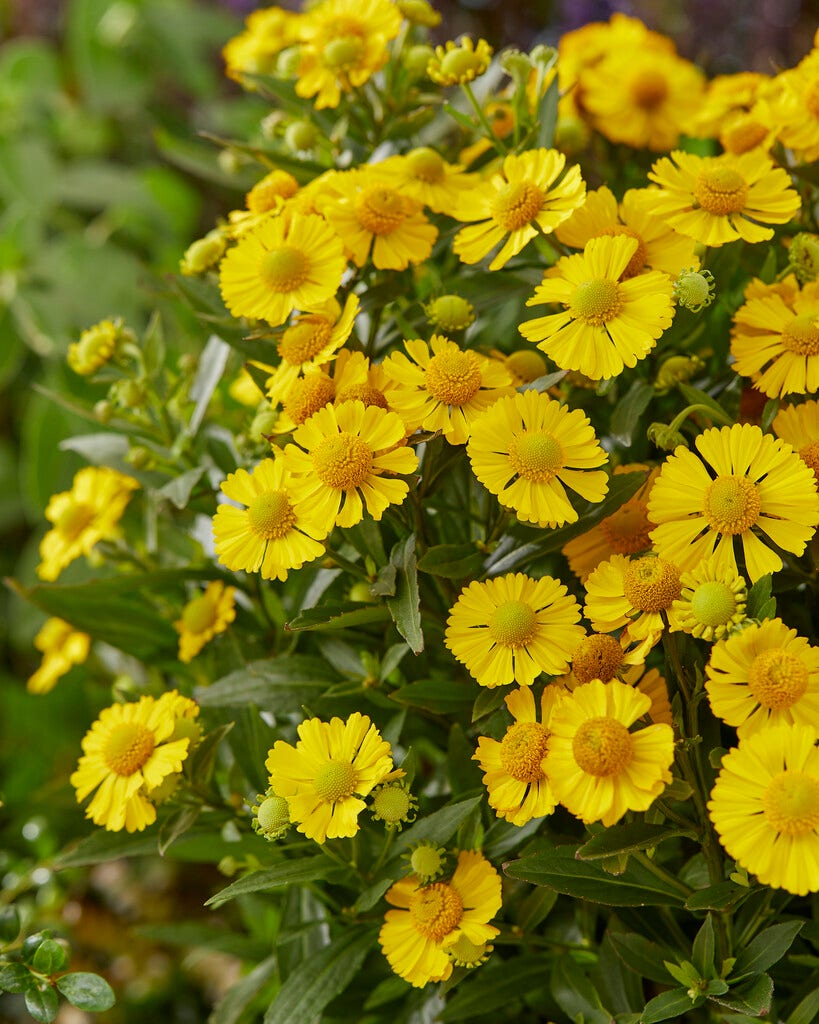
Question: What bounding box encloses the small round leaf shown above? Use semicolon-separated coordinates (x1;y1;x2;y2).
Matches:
24;986;59;1024
32;939;68;975
56;972;116;1012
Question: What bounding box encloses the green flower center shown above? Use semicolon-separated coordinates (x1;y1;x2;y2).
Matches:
323;35;365;71
372;785;412;824
410;844;445;880
314;760;357;802
439;48;483;80
407;147;446;183
181;595;218;634
247;491;297;540
256;795;290;834
508;430;564;482
505;348;546;383
488;599;538;648
570;279;622;325
689;580;737;627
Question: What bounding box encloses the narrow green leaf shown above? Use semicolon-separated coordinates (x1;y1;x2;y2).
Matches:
196;656;336;712
639;987;696;1023
286;603;391;632
684;882;747;911
536;73;559;148
142;311;166;376
391;677;475;714
443;101;478;131
692;915;716;976
391;796;483;858
577;823;694;861
206;858;347;908
786;986;819;1024
611;380;654;446
729;921;803;981
437;956;547;1021
56;973;116;1012
550;954;612;1024
209;957;278;1024
417;544;484;580
25;987;59;1023
386;534;424;654
158;805;202;856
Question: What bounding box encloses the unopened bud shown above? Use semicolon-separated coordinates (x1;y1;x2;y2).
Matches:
788;233;819;283
647;422;687;451
284;120;319;153
654;354;705;394
424;294;475;332
179;231;226;276
673;268;715;313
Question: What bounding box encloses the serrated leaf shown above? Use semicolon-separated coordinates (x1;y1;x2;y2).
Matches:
196;656;336;712
576;823;694;861
417;544;484;580
437;956;547;1021
206;858;347;908
56;973;115;1012
386;534;424;654
729;921;803;981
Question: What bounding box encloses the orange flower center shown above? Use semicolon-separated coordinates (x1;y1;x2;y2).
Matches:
500;721;549;782
425;349;482;406
599;499;652;555
799;440;819;482
355;186;406;235
409;883;463;941
260;246;310;292
689;580;738;627
630;68;669;110
748;649;810;710
314;760;357;801
781;314;819;356
278;318;333;365
491;181;544;232
323;34;365;71
248;491;297;539
283;375;335;425
103;722;155;777
693;166;749;216
572;634;624;685
622;556;681;612
56;502;95;539
336;383;389;409
488;600;538;648
570;278;622;325
572;716;633;777
313;432;373;489
505;349;547;383
594;226;648;279
406;147;446;183
508;430;564;482
181;595;218;634
763;770;819;835
703;475;761;535
720;117;768;155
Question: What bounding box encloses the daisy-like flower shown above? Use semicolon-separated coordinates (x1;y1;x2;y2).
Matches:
377;148;476;215
379;850;501;988
294;0;402;110
555;186;698;279
474;686;564;825
445;572;584;688
383;335;513;445
708;724;819;895
213;458;329;582
671;556;748;642
227;170;302;238
774;400;819;485
494;348;548;387
731;281;819;399
706;618;819;738
265;712;396;843
467;390;609;528
647;423;819;581
546;678;674;826
584;553;683;648
27;618;90;695
331;350;401;416
283;401;418;528
645;149;801;248
222;6;303;81
70;696;191;833
322;169;437;271
453;149;585;271
219;214;346;328
37;467;139;582
427;36;493;87
174;582;237;664
690;71;770;138
67;319;124;376
769;50;819;162
519;235;675;380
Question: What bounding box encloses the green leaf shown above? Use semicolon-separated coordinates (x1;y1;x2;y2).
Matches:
25;987;59;1023
684;882;747;911
354;878;393;914
437;956;547;1021
611;381;654;446
550;954;612;1024
472;686;507;722
209;957;278;1024
142;311;166;377
196;656;336;712
443;101;479;132
640;987;696;1023
206;858;347;909
692;915;716;976
32;939;67;974
386;534;424;654
787;986;819;1024
0;906;20;944
263;928;373;1024
516;887;557;933
417;544;484;580
391;796;483;859
56;973;116;1012
157;467;207;509
608;931;677;984
710;973;773;1016
158;805;202;857
746;574;775;620
761;398;779;433
576;823;694;861
677;383;732;425
729;921;803;981
390;678;475;714
370;564;397;597
286;603;391;632
0;963;34;993
536;74;559;148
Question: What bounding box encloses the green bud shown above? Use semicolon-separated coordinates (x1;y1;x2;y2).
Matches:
259;111;284;141
788;232;819;283
250;408;280;438
252;791;291;841
125;445;153;470
217;149;243;176
424;294;476;332
179;231;226;276
673;267;715;313
403;44;434;78
371;782;418;831
654;353;705;393
276;46;302;79
499;47;533;83
647;422;687;451
111;379;146;409
93;400;114;424
177;353;198;375
285;120;319;153
408;842;447;882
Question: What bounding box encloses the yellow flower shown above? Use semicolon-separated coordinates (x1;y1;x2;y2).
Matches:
283;401;418;528
706;618;819;738
453;149;585;271
494;348;547;386
174;582;237;664
671;556;748;642
379;850;501;988
219;214;346;327
474;686;564;825
731;281;819;398
445;572;584;688
467;390;609;528
226;169;302;238
295;0;402;110
27;618;90;695
546;679;674;826
691;71;770;138
647;423;819;581
37;467;140;582
519;235;675;380
774;399;819;484
555;186;698;279
584;553;683;649
266;712;396;843
67;319;124;376
768;50;819;162
377;148;476;214
427;36;493;87
70;696;191;833
229;366;269;407
708;724;819;895
213;457;328;581
382;335;513;445
322;169;437;271
222;7;303;82
646;149;800;247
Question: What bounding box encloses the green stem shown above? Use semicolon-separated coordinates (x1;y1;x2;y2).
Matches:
460;82;508;155
633;852;693;898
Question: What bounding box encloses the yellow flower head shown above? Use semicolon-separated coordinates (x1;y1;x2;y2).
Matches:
546;678;674;826
229;366;269;407
445;572;584;688
520;235;675;380
67;319;124;376
382;335;513;445
708;724;819;895
246;169;300;214
70;696;191;833
379;850;501;987
427;36;493;87
646;149;800;247
773;399;819;484
219;214;346;327
266;711;396;843
376;148;476;215
27;618;91;695
467;390;609;529
768;50;819;162
283;401;418;528
691;71;770;138
222;7;303;81
647;423;819;581
174;581;237;664
453;149;586;271
37;467;140;582
495;348;547;386
213;457;329;582
671;556;748;642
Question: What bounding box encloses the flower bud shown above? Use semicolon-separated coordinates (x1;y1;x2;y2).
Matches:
654;354;705;393
94;400;114;424
284;120;319;153
673;268;715;313
125;445;154;470
403;44;434;78
647;422;687;451
407;842;447;882
788;233;819;283
252;791;291;841
370;782;418;831
179;231;227;276
424;294;475;332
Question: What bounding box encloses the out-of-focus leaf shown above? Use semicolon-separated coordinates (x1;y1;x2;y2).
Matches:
611;380;654;445
196;656;337;712
24;987;59;1024
438;957;547;1021
158;806;202;856
206;858;348;908
390;678;475;714
609;930;677;984
787;986;819;1024
550;954;612;1024
209;957;278;1024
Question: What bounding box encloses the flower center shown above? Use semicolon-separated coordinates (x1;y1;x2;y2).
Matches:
372;785;412;824
336;383;389;409
247;491;297;539
424;349;482;406
781;314;819;356
283;374;335;425
355;186;406;235
703;475;761;535
594;226;648;279
313;760;357;801
278;318;333;365
439;48;483;80
499;721;549;782
103;722;155;777
260;246;310;292
748;649;810;709
630;68;669;109
488;599;538;647
181;595;218;634
804;78;819;120
799;440;819;482
599;500;652;555
622;556;682;612
572;634;624;685
491;181;545;232
506;349;546;383
56;502;95;539
256;795;290;834
689;580;738;627
508;431;564;483
323;34;365;71
693;166;749;216
721;117;768;155
406;147;446;183
572;716;633;777
313;432;373;489
410;844;445;879
763;770;819;835
409;883;463;941
570;279;622;325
